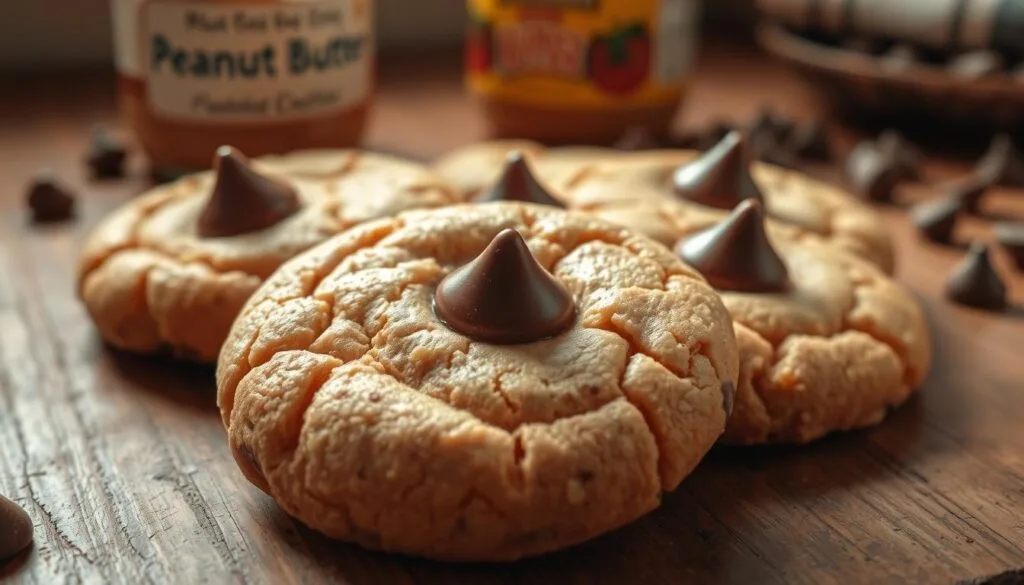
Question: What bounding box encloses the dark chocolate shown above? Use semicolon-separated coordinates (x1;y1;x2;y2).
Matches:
0;494;32;561
26;171;75;222
674;199;790;293
748;108;794;146
477;151;565;207
876;130;923;181
910;196;961;243
434;229;576;344
673;131;764;209
974;133;1024;187
945;242;1007;310
947;176;990;214
995;222;1024;270
197;146;301;238
86;125;128;178
845;142;903;202
948;50;1005;79
787;118;832;161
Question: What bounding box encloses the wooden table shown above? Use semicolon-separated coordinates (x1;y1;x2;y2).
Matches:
1;42;1023;585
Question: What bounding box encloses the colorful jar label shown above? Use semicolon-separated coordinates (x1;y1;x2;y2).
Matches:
112;0;373;122
466;0;698;108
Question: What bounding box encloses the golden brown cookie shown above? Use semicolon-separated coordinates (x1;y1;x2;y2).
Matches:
433;138;895;272
77;147;459;362
675;201;930;444
217;202;739;561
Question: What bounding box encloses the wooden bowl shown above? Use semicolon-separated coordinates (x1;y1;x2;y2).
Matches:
757;24;1024;132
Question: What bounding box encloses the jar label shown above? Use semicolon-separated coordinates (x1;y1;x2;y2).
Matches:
466;0;698;108
113;0;372;122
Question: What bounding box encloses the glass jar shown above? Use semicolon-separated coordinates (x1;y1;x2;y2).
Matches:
111;0;374;176
466;0;700;144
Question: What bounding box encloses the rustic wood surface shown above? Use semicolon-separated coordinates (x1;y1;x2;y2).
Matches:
1;42;1023;585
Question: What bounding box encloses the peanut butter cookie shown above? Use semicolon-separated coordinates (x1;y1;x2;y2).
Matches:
217;202;739;560
77;147;458;362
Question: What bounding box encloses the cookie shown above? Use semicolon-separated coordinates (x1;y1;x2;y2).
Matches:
77;147;459;362
565;134;896;273
433;135;896;272
675;200;930;444
217;202;739;560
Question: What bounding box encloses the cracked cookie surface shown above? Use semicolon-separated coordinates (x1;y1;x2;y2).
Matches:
77;150;459;362
433;143;895;273
715;236;929;444
216;203;739;561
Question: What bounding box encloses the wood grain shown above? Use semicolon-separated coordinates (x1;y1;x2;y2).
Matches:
1;42;1023;585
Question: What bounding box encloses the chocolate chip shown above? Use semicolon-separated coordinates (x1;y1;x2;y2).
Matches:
0;494;32;561
721;381;735;418
846;142;904;202
615;126;665;151
85;125;128;178
881;43;920;71
748;108;794;146
947;176;990;214
434;229;576;344
787;118;832;161
26;171;76;222
476;151;565;207
675;199;790;293
946;242;1007;310
876;130;923;181
995;222;1024;270
673;131;764;209
948;50;1004;79
911;195;961;243
974;133;1024;187
197;146;301;238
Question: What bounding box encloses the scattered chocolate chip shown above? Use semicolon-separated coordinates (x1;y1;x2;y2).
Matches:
675;199;790;293
26;171;76;222
995;222;1024;270
974;133;1024;187
197;146;301;238
85;125;128;178
748;108;794;145
615;126;665;151
946;242;1007;310
947;176;990;214
876;130;923;181
477;151;565;207
673;131;764;209
845;142;904;202
434;229;576;344
787;118;832;161
0;494;32;561
880;43;920;71
721;381;735;418
948;50;1005;79
910;195;961;243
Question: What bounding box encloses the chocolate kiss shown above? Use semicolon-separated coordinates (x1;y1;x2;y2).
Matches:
434;229;576;344
674;199;790;293
946;242;1007;310
477;151;565;207
197;146;301;238
911;195;961;244
672;131;764;209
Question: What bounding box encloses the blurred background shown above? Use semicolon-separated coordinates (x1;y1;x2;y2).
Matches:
0;0;754;69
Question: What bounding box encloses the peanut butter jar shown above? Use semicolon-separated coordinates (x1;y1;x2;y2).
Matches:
111;0;374;176
466;0;700;144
